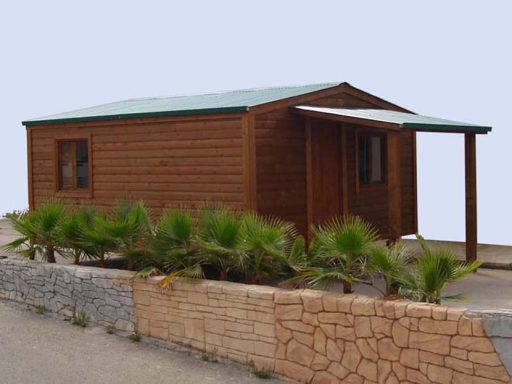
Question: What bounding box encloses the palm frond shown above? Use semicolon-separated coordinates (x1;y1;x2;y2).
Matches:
312;215;379;260
300;215;378;292
134;266;162;279
154;208;194;247
197;206;244;279
402;236;481;304
367;242;414;296
284;235;308;270
158;263;204;289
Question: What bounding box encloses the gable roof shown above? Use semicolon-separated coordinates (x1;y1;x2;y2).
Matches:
22;82;342;126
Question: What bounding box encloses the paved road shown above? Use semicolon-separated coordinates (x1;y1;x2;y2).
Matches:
0;301;282;384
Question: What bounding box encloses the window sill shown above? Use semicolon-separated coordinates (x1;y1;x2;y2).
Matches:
55;189;93;199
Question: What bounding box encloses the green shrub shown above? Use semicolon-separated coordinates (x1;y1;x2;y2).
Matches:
129;331;141;342
57;206;97;265
111;200;151;270
149;208;203;289
35;305;45;315
367;242;414;296
397;235;482;304
253;367;272;379
72;310;89;327
239;213;295;284
3;209;39;260
288;215;379;293
24;201;68;263
6;199;480;305
197;206;244;281
78;211;125;268
200;351;218;363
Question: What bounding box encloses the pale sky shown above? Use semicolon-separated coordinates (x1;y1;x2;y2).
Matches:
1;1;510;245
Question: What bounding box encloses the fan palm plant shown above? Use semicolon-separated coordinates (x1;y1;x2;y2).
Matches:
147;208;203;288
3;210;39;260
56;206;97;265
299;215;379;293
280;235;312;288
367;242;414;296
112;200;151;270
239;213;295;284
78;211;126;268
197;206;244;281
399;236;481;304
28;200;68;263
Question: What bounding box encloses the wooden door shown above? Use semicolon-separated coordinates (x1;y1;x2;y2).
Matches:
306;119;348;229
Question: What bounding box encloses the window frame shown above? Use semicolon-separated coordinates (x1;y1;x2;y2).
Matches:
53;135;93;198
356;129;387;190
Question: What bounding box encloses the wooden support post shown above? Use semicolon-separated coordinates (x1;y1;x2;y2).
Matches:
242;115;257;211
465;133;477;262
26;128;34;211
305;118;313;242
340;124;349;216
387;131;401;241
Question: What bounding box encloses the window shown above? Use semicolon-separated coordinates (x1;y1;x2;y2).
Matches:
57;140;89;190
358;133;386;184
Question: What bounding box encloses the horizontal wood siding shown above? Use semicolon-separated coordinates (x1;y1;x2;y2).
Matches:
254;90;416;238
254;110;308;234
30;116;245;216
345;125;390;235
253;91;372;235
28;86;416;238
342;131;416;238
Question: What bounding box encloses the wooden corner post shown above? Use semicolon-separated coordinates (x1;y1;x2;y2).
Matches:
27;127;34;211
242;114;257;211
465;133;477;262
388;131;401;241
305;117;313;242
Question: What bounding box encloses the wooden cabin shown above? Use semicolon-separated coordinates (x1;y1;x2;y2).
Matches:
23;82;491;260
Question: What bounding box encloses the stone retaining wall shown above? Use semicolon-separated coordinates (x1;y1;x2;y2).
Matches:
0;259;135;331
133;277;278;369
479;311;512;382
134;277;512;384
0;259;510;383
273;291;510;384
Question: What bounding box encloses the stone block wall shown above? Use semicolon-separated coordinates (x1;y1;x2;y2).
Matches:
0;259;135;331
274;291;510;384
0;259;510;383
134;277;512;384
133;277;278;370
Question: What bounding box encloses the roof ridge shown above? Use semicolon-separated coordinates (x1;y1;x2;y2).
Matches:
119;81;342;103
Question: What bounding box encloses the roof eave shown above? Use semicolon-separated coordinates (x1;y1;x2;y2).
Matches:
402;123;492;134
22;106;250;127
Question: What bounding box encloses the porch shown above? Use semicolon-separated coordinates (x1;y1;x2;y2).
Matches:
293;106;492;262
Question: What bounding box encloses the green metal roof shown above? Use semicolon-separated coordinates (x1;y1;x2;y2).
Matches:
294;106;492;134
23;82;341;126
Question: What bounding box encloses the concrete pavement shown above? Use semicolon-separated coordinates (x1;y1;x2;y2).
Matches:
0;301;282;384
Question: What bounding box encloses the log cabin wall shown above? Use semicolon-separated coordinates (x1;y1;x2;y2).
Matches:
344;125;416;238
253;109;309;234
253;90;417;238
27;114;247;217
26;86;416;238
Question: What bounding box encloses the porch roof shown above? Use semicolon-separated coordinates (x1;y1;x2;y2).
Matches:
293;106;492;134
